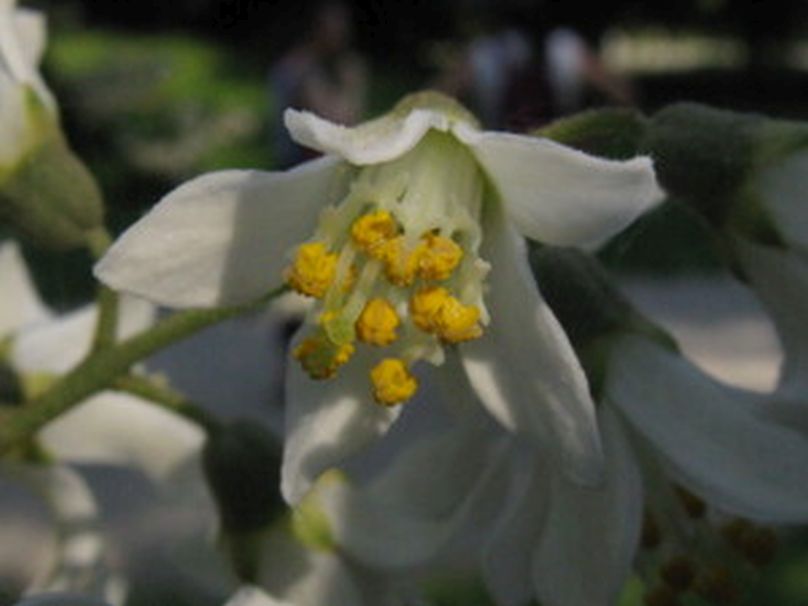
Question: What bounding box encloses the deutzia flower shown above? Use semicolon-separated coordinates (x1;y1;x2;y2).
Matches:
0;0;55;171
0;242;203;605
311;251;808;606
95;91;663;502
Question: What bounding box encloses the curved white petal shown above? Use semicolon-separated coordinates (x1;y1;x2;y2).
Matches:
758;150;808;254
460;203;603;485
39;394;205;483
317;416;509;569
95;157;349;308
0;4;54;112
285;107;456;166
281;344;401;505
13;8;46;68
734;239;808;393
454;123;663;249
531;408;643;606
257;523;364;606
224;586;294;606
609;334;808;523
482;449;548;606
0;241;51;335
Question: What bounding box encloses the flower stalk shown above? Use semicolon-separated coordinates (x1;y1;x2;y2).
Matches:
0;287;284;456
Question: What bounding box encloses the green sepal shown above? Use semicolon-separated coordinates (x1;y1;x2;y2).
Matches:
202;420;283;535
0;92;104;250
534;107;649;160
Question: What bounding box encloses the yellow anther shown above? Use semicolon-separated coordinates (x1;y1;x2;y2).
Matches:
351;210;398;256
410;286;452;332
379;236;423;286
284;242;338;298
409;286;482;343
293;335;355;380
434;297;482;343
356;298;400;346
417;233;463;281
370;358;418;406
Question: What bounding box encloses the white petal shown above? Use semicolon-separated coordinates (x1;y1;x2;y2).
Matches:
285;107;452;165
281;343;400;504
758;150;808;254
460;204;603;485
257;523;364;606
12;305;95;373
39;394;205;483
224;586;294;606
0;241;51;335
317;416;509;569
734;239;808;393
95;157;348;308
13;8;46;68
609;334;808;523
0;4;54;111
531;408;643;606
454;123;663;249
482;449;549;606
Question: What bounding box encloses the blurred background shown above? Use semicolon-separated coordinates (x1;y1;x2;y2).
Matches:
11;0;808;305
3;1;808;604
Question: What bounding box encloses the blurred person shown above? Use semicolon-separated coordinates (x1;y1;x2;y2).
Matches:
544;26;633;117
268;1;366;168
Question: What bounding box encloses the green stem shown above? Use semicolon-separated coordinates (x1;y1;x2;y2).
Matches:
114;374;220;433
0;288;284;456
85;228;119;352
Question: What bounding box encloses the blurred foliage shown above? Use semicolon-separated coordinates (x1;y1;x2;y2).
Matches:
47;29;271;221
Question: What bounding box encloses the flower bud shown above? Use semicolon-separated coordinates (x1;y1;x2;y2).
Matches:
0;3;104;250
0;96;104;250
643;102;808;248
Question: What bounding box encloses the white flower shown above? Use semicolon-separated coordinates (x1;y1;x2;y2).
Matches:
0;0;56;171
0;241;203;604
95;91;663;503
314;335;808;606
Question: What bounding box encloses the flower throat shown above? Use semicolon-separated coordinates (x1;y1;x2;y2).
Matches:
283;131;490;406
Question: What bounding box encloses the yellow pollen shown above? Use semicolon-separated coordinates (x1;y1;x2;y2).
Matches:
293;335;355;380
284;242;338;298
370;358;418;406
356;298;400;346
379;236;423;286
434;298;482;343
410;286;452;332
410;287;482;343
417;233;463;281
351;210;398;257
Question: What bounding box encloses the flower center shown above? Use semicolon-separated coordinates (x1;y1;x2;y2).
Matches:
283;131;490;405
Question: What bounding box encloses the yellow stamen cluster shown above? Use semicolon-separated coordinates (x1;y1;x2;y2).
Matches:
285;205;483;408
410;286;482;343
293;335;355;380
356;298;400;346
284;242;338;298
370;358;418;406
